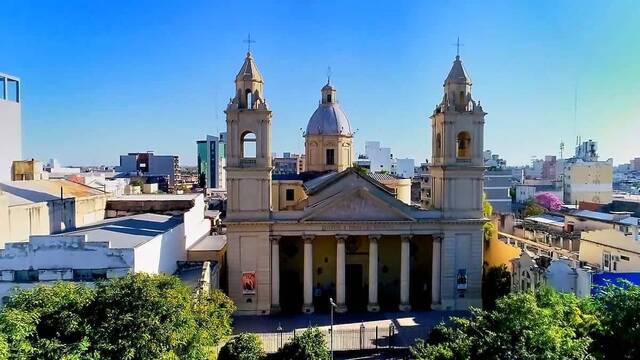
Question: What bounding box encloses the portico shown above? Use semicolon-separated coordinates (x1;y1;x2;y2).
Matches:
268;226;444;313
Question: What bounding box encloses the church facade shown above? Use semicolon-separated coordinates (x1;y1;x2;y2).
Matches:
224;51;486;315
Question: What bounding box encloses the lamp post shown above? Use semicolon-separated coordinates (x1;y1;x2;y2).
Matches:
329;297;337;360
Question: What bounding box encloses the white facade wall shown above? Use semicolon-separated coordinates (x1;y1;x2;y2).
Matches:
395;158;415;179
0;74;21;182
365;141;392;173
0;235;134;300
133;224;185;274
545;259;578;294
183;194;211;249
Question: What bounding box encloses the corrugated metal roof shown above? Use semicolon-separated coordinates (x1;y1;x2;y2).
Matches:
0;180;106;206
61;213;182;248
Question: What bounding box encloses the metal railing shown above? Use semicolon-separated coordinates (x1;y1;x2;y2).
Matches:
255;324;428;354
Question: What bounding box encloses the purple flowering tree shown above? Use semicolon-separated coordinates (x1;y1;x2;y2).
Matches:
534;192;563;211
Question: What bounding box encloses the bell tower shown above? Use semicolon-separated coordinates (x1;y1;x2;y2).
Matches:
430;54;485;218
225;51;272;220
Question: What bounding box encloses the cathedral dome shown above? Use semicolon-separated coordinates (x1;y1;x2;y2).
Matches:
305;83;352;136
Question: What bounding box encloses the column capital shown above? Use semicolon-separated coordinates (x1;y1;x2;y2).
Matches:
335;234;349;243
400;234;413;242
270;235;282;243
368;234;382;243
302;235;315;243
432;233;443;243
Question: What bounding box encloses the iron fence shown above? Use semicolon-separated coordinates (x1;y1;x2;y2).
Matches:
256;324;429;353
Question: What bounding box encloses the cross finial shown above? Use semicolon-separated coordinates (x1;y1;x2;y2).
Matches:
452;37;464;58
243;33;256;53
327;66;332;85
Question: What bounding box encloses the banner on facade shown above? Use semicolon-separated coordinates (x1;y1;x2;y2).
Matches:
242;271;256;295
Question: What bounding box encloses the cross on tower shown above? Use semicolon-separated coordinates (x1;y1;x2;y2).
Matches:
452;37;464;57
327;66;332;84
243;33;256;53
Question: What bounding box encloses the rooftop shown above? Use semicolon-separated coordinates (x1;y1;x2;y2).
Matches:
0;179;106;206
61;213;183;248
188;234;227;252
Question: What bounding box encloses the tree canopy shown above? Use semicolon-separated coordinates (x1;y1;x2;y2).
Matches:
522;199;545;218
412;284;640;360
534;192;563;211
0;273;235;360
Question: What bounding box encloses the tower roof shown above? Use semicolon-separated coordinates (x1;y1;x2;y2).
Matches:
444;55;471;85
236;52;263;83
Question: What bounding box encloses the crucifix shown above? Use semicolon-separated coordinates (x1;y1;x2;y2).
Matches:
243;33;256;53
452;37;464;57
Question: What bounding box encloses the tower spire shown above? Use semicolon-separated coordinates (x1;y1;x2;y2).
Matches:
452;37;464;59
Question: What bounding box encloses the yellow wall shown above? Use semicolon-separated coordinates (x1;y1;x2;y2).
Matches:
379;178;412;204
484;235;521;270
579;229;640;271
305;134;353;172
271;181;307;211
565;162;613;204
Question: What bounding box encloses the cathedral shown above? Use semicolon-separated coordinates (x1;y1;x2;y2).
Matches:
224;50;486;315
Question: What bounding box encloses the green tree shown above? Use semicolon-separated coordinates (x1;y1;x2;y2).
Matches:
218;333;265;360
481;265;511;310
482;193;496;243
0;282;96;359
522;199;545;218
273;328;329;360
0;273;235;360
411;288;598;360
590;281;640;359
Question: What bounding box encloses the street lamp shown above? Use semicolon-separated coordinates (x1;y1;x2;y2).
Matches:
329;297;337;360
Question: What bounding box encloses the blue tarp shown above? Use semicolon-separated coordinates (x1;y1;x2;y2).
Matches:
591;272;640;295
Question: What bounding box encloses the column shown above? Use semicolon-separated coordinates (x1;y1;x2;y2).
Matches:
431;234;442;309
302;235;315;313
399;234;412;311
335;235;348;313
367;234;381;312
270;236;281;313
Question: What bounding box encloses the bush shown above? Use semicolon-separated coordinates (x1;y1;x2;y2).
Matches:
273;327;329;360
0;273;235;360
219;333;265;360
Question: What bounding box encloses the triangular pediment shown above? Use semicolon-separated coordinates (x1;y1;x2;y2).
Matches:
302;187;415;222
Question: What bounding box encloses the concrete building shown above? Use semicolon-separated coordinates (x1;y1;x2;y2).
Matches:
0;179;108;246
0;210;211;301
631;158;640;172
542;155;557;180
365;141;392;173
273;153;305;176
224;51;486;315
0;74;21;183
483;150;506;170
563;158;613;205
579;225;640;272
197;134;226;189
116;152;181;193
484;170;512;214
394;158;415;179
11;160;46;181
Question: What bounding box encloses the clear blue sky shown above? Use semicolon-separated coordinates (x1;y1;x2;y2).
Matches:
2;1;639;167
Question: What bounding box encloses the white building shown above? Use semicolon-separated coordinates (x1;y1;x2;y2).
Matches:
365;141;392;173
0;194;212;301
0;74;21;182
395;158;415;179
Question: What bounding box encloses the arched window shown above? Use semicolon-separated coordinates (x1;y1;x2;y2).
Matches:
241;132;257;158
245;89;253;110
435;133;442;158
456;131;472;159
327;94;332;103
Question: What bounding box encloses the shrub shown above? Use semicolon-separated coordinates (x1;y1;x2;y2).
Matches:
219;333;265;360
273;327;329;360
